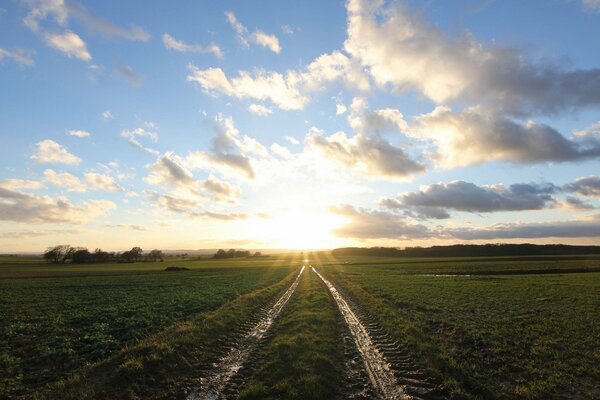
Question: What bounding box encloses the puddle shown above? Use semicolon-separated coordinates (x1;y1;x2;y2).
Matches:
187;266;305;400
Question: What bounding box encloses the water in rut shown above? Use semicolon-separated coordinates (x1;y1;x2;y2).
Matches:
186;266;305;400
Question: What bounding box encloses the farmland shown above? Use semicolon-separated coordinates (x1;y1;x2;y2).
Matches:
315;252;600;399
0;255;298;399
1;252;599;399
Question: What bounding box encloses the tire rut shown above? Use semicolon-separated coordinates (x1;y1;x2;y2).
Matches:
312;267;446;400
186;266;305;400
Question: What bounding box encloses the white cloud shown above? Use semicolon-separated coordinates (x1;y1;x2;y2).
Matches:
251;30;281;53
187;50;369;110
66;129;90;138
121;127;159;155
412;107;600;167
225;11;281;53
248;103;273;116
186;114;263;179
0;186;115;224
0;48;34;66
285;136;300;145
162;33;223;59
0;179;42;190
44;30;91;61
24;0;148;41
344;0;600;116
31;139;81;165
101;110;113;120
84;172;122;192
582;0;600;12
336;103;347;115
43;169;86;192
307;128;424;180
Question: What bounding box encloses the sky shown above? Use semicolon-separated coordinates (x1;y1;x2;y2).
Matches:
1;0;600;252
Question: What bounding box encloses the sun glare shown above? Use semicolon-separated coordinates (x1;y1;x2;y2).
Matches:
252;209;345;249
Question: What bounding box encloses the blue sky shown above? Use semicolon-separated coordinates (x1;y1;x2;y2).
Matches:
1;0;600;252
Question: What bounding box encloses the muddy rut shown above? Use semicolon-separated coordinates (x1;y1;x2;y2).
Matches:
312;266;444;400
186;266;305;400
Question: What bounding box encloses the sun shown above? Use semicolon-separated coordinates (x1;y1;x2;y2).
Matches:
252;208;346;249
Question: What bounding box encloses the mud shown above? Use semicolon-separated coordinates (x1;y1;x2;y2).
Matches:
186;266;305;400
312;267;445;400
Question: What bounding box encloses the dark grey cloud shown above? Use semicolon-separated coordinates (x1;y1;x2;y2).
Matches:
564;196;595;210
448;219;600;240
381;180;558;219
563;176;600;198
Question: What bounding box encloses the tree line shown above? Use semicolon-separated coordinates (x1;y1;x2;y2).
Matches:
332;244;600;258
43;245;164;264
213;249;263;259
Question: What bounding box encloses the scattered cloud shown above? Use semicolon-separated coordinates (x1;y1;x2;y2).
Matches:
145;190;246;220
44;30;91;61
581;0;600;12
84;172;122;191
248;103;273;116
225;11;281;53
281;25;294;35
336;103;347;115
117;64;142;85
187;50;369;110
0;186;115;224
162;33;223;59
31;139;81;165
0;229;79;239
24;0;148;41
307;128;425;180
101;110;113;120
121;127;159;155
43;169;86;192
146;152;241;202
105;223;147;231
251;30;281;53
285;136;300;145
187;114;261;179
66;129;90;138
0;179;42;190
0;47;34;66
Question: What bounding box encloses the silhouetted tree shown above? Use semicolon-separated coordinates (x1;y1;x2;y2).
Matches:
148;249;164;262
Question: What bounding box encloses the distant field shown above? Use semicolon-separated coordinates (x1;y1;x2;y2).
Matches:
317;253;600;399
0;255;298;399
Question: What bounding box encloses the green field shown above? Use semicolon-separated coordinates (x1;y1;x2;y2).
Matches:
315;252;600;399
0;255;298;399
1;253;599;399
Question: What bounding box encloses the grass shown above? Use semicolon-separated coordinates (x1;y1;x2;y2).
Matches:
0;256;298;399
239;268;347;400
39;267;301;399
319;254;600;399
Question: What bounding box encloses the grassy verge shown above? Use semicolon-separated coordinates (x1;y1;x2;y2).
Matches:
324;261;600;399
238;268;347;400
33;267;300;400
